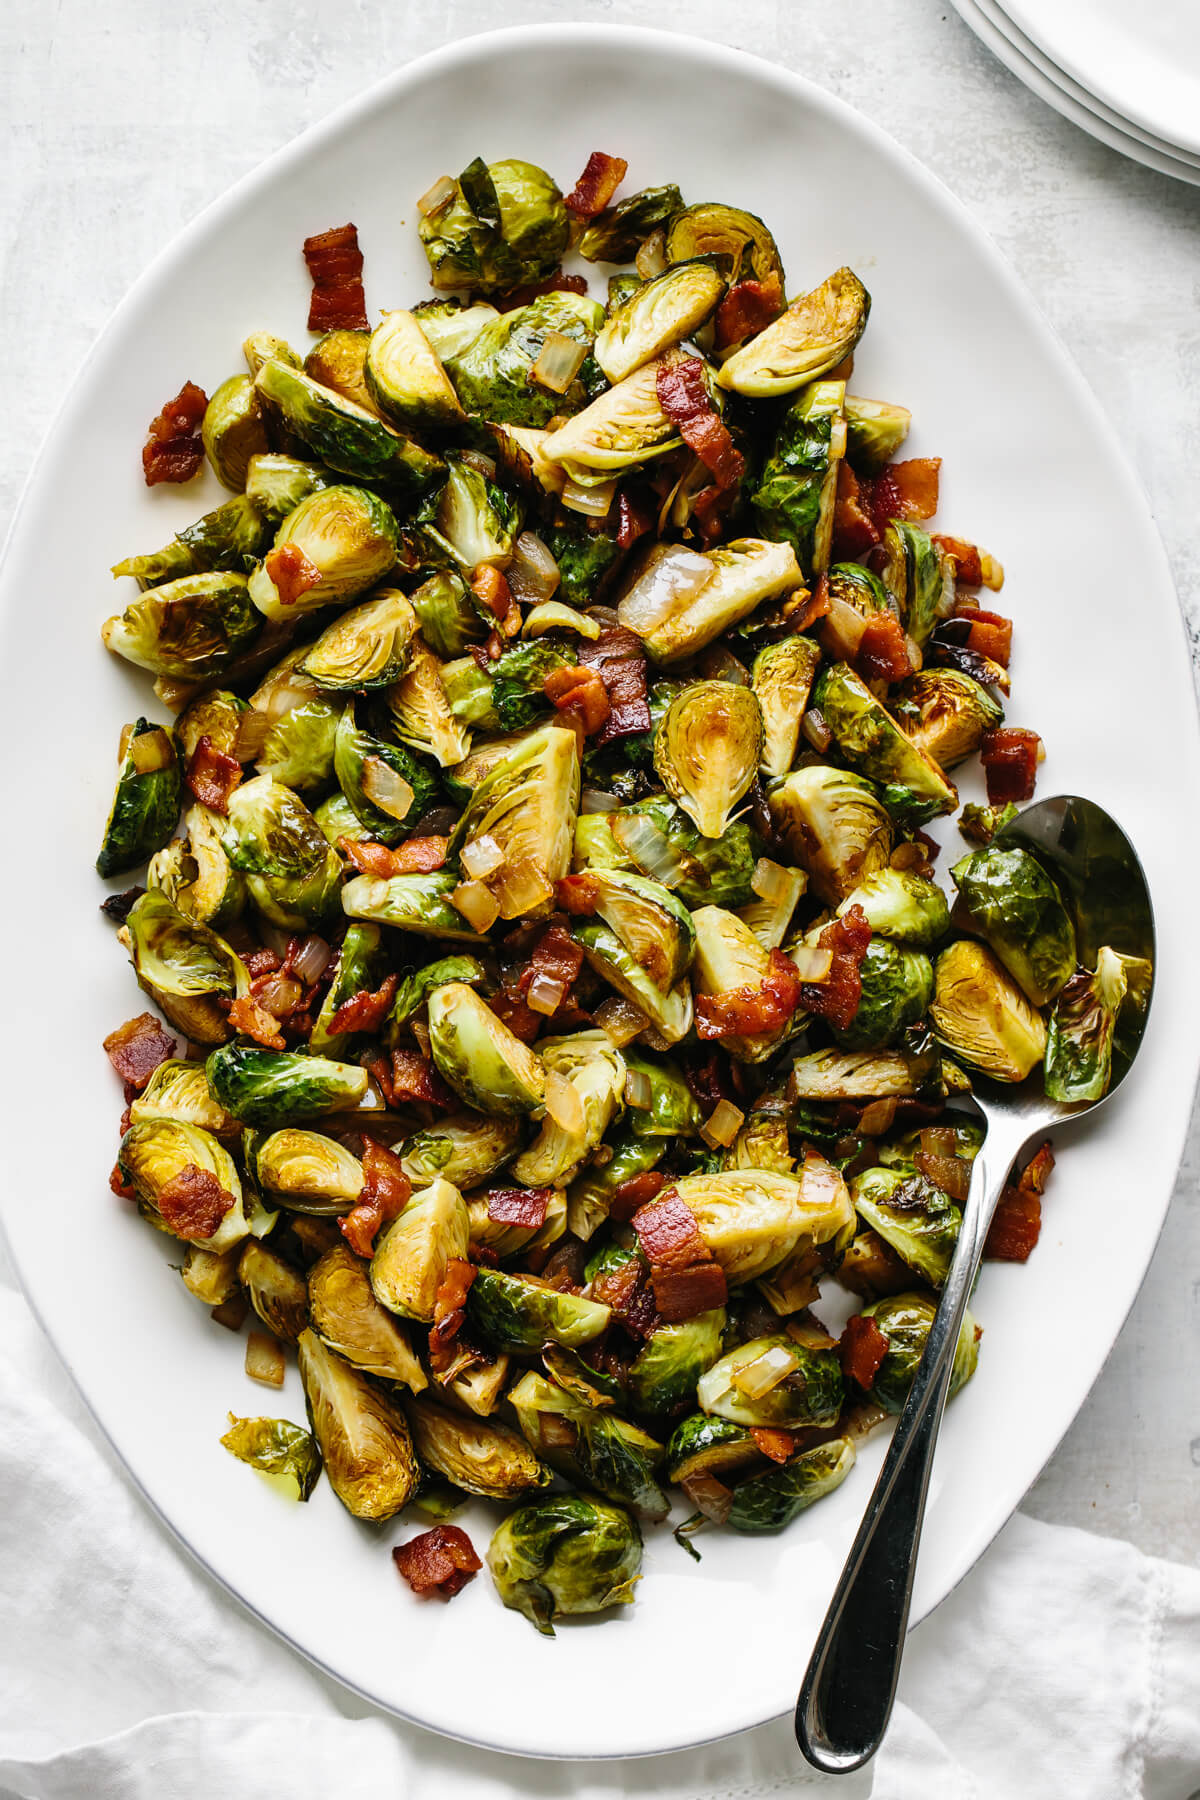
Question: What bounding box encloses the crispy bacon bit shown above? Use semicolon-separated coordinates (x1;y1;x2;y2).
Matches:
392;1524;481;1599
981;726;1041;805
655;356;745;492
799;906;873;1032
157;1164;234;1242
590;1253;659;1339
714;273;784;351
340;1138;412;1258
327;973;400;1039
933;534;984;587
103;1013;176;1091
1020;1141;1055;1194
303;223;368;333
337;836;444;877
751;1427;797;1465
577;625;652;746
863;458;942;535
109;1161;136;1199
684;1047;735;1110
265;543;323;608
244;949;283;979
631;1191;702;1267
142;381;208;486
564;151;628;218
386;1048;450;1108
227;994;287;1051
791;575;831;634
985;1189;1042;1262
696;947;804;1041
608;1169;666;1224
486;1187;552;1228
185;735;241;815
517;924;584;1000
470;564;518;638
555;872;600;916
832;463;881;559
960;607;1012;668
495;269;590;312
544;663;612;738
429;1258;477;1370
856;613;913;686
840;1312;890;1390
488;991;542;1043
651;1261;728;1322
616;490;654;550
100;886;145;926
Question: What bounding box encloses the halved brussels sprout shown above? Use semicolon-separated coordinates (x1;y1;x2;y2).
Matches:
383;639;472;768
112;495;271;589
594;260;726;384
844;395;912;473
851;1166;960;1287
727;1437;856;1532
297;1328;419;1521
449;723;580;920
303;330;374;412
175;690;247;762
892;669;1004;770
665;202;784;286
627;1309;725;1419
447;292;604;427
831;938;934;1051
665;1412;759;1484
129;1058;242;1138
417;454;522;571
369;1177;469;1322
256;696;342;795
814;663;957;828
102;573;262;680
407;568;484;660
251;1129;365;1213
341;870;490;944
579;183;683;263
148;803;247;928
575;919;695;1045
487;1493;642;1636
877;523;955;653
675;1160;854;1284
466;1186;567;1258
240;1239;308;1342
836;868;951;949
653;682;762;839
332;706;438;847
220;1414;322;1500
243;331;301;378
363;309;466;431
400;1111;522;1188
697;1334;844;1428
1044;946;1128;1104
541;1341;623;1409
124;889;245;1046
222;775;343;929
202;373;271;491
244;452;338;525
768;765;894;905
751;378;846;576
512;1032;626;1189
466;1268;610;1352
205;1045;369;1127
619;537;803;664
862;1291;979;1413
427;984;547;1118
183;1242;243;1304
567;1130;666;1241
253;359;444;495
587;870;696;991
307;923;385;1059
300;589;417;692
737;865;807;952
386;955;486;1044
247;485;400;622
411;298;500;363
308;1242;428;1392
540;356;682;480
507;1371;669;1521
578;795;762;909
752;637;822;779
725;1109;794;1177
486;421;569;501
438;1351;513;1418
97;719;182;878
117;1118;248;1254
690;905;796;1064
719;267;869;396
931;939;1047;1082
541;518;623;607
788;1041;949;1101
406;1397;552;1500
419;157;570;295
951;846;1076;1008
623;1050;703;1139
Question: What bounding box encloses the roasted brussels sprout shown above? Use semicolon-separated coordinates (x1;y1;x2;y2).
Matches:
417;454;521;572
300;588;417;692
447;292;604;427
579;795;762;910
255;695;343;795
673;1161;854;1284
508;1372;669;1520
836;867;951;949
653;681;762;839
844;394;912;473
297;1328;419;1521
400;1110;521;1189
364;309;465;431
341;870;490;943
220;1414;321;1500
813;663;957;828
427;983;547;1118
102;572;262;680
567;1130;666;1241
303;330;374;411
751;378;846;576
892;668;1005;770
384;638;473;768
512;1032;626;1188
419;157;569;295
129;1057;242;1138
767;765;894;905
407;568;483;660
222;775;343;929
369;1177;470;1322
486;1493;642;1636
412;298;500;362
877;522;954;653
594;260;726;384
752;637;822;778
247;485;400;622
466;1267;610;1351
112;495;271;589
250;1129;364;1212
665;1412;760;1484
579;183;683;262
240;1238;308;1342
690;905;795;1063
727;1436;856;1532
205;1044;368;1127
862;1291;980;1413
665;201;783;286
332;706;438;846
97;720;181;878
203;374;271;491
244;451;338;525
718;267;869;396
951;846;1076;1008
851;1166;960;1287
696;1334;844;1428
618;537;802;664
788;1041;948;1101
623;1051;703;1139
253;359;444;495
540;518;623;607
406;1397;551;1500
307;923;386;1058
386;955;486;1041
627;1309;725;1419
174;689;247;761
124;889;244;1045
183;1242;243;1304
540;357;682;480
449;723;580;919
308;1243;428;1392
466;1186;567;1258
1044;947;1128;1104
117;1118;249;1254
575;917;695;1045
737;864;807;951
587;870;696;991
831;938;934;1051
148;803;246;928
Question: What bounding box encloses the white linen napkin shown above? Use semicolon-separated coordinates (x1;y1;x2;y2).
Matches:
1;1254;1197;1800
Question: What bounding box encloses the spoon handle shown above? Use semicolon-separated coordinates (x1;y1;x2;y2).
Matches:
795;1134;1019;1772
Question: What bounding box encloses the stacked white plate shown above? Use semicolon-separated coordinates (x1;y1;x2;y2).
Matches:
950;0;1200;184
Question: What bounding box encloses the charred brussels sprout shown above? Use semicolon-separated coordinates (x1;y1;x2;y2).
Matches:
205;1045;368;1127
303;330;374;411
124;890;244;1045
428;983;547;1118
508;1373;668;1520
248;485;400;622
364;309;466;432
148;803;246;928
851;1167;961;1287
951;846;1076;1008
627;1310;725;1419
97;720;181;878
575;918;694;1045
727;1437;856;1533
297;1328;419;1521
813;663;957;828
788;1042;948;1102
406;1398;552;1500
619;537;802;664
768;765;894;905
586;871;696;991
183;1242;243;1304
831;938;934;1051
665;1413;759;1484
203;374;270;491
931;942;1046;1085
255;696;342;795
673;1163;855;1284
117;1118;248;1254
836;868;951;949
487;1494;642;1636
307;1243;427;1392
253;359;444;495
250;1129;364;1212
102;572;262;680
665;201;783;286
653;681;762;839
220;1415;321;1500
878;522;955;653
369;1178;470;1322
240;1238;308;1342
579;183;682;262
400;1111;521;1189
862;1292;979;1413
466;1267;610;1352
447;292;604;427
752;636;822;778
751;379;846;576
417;454;522;572
844;395;912;473
697;1334;844;1429
386;954;486;1041
541;519;623;607
1044;947;1128;1104
341;870;489;944
512;1031;626;1189
594;260;726;384
301;589;417;691
222;776;343;929
332;706;438;846
893;669;1004;770
419;157;569;296
719;267;869;397
449;723;580;919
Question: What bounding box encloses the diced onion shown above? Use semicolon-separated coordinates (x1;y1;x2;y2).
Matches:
509;531;561;602
459;448;496;478
290;933;332;986
640;1027;672;1054
245;1330;286;1387
154;674;197;712
580;787;619;814
545;1069;585;1136
562;476;617;517
785;1315;838;1351
801;708;833;752
789;945;833;982
624;1069;653;1111
527;972;567;1017
362;757;414;822
417;174;457;217
858;1097;899;1137
595;995;649;1047
460;833;505;880
904;634;924;674
257;677;315;728
680;1471;733;1525
700;1098;745;1149
611;812;685;888
495;857;553;915
130;728;174;775
450;880;500;933
731;1344;798;1399
635;228;667;280
822;596;869;660
751;857;793;904
255;974;303;1018
531;332;588;395
914;1148;971;1201
538;1414;577;1450
616;544;713;637
232;709;272;762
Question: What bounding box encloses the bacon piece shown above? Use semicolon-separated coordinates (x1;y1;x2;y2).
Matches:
265;543;323;608
684;1047;735;1109
1019;1141;1055;1194
103;1013;176;1091
933;534;984;587
564;151;628;218
327;973;400;1039
227;994;287;1051
470;565;519;639
608;1169;666;1224
555;872;600;916
488;991;542;1043
428;1258;477;1369
156;1164;234;1241
616;490;654;550
494;269;590;312
303;223;368;333
486;1187;552;1228
832;463;880;559
577;625;652;746
339;1138;412;1258
517;924;584;999
696;947;805;1041
338;836;443;877
589;1254;659;1340
110;1161;136;1199
799;906;872;1032
544;663;611;738
862;458;941;535
960;607;1012;668
142;381;208;486
185;735;241;814
856;613;913;686
980;727;1041;805
244;948;283;979
985;1189;1041;1262
100;886;145;926
751;1426;797;1465
791;575;831;634
655;356;744;491
390;1047;453;1108
392;1524;481;1599
650;1260;728;1322
840;1312;890;1390
713;274;784;352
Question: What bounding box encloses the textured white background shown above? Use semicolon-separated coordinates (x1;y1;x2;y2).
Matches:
1;0;1196;1567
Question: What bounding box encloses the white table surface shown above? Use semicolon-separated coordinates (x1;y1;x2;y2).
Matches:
2;0;1196;1575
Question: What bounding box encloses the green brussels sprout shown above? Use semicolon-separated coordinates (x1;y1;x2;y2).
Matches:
124;889;245;1046
314;792;367;845
400;1110;521;1189
567;1130;666;1241
737;865;807;952
696;1334;844;1428
182;1241;243;1304
836;867;951;949
727;1437;856;1532
724;1108;794;1176
507;1371;669;1520
627;1309;725;1419
851;1166;961;1286
788;1040;950;1102
411;298;500;363
831;938;934;1051
369;1177;470;1322
653;681;763;839
951;845;1076;1007
255;697;343;795
308;1242;428;1392
485;420;570;501
751;637;822;778
148;802;247;928
892;668;1005;770
253;359;444;495
296;1328;419;1521
407;568;483;660
665;201;783;286
471;640;569;732
583;795;761;909
673;1162;854;1285
128;1057;242;1138
719;266;869;397
205;1044;368;1127
383;639;472;768
1044;946;1128;1104
877;523;955;652
419;157;569;295
416;454;522;571
449;723;580;919
579;183;683;262
307;925;385;1059
447;292;604;427
112;495;270;589
341;870;490;943
690;904;796;1064
440;655;502;731
244;452;339;525
751;378;846;576
541;1341;623;1409
222;775;343;929
466;1267;610;1352
466;1186;567;1258
250;1129;364;1213
203;373;271;491
540;518;623;606
586;870;697;992
606;272;643;311
300;589;417;692
844;394;912;473
117;1118;249;1254
239;1238;308;1342
332;706;439;846
575;919;695;1045
427;983;547;1118
220;1414;321;1500
512;1031;626;1189
768;765;894;905
240;330;299;379
97;719;181;878
487;1493;642;1636
302;330;374;411
618;537;803;665
385;954;486;1042
665;1412;759;1483
175;689;247;761
247;485;401;623
102;572;262;680
623;1050;702;1139
862;1291;979;1413
594;260;726;384
406;1397;552;1500
813;663;957;828
824;560;894;627
540;357;683;481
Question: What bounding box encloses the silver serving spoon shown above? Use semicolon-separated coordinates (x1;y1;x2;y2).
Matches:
796;795;1156;1774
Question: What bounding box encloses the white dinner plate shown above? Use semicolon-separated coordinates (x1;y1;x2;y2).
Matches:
1;23;1198;1761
